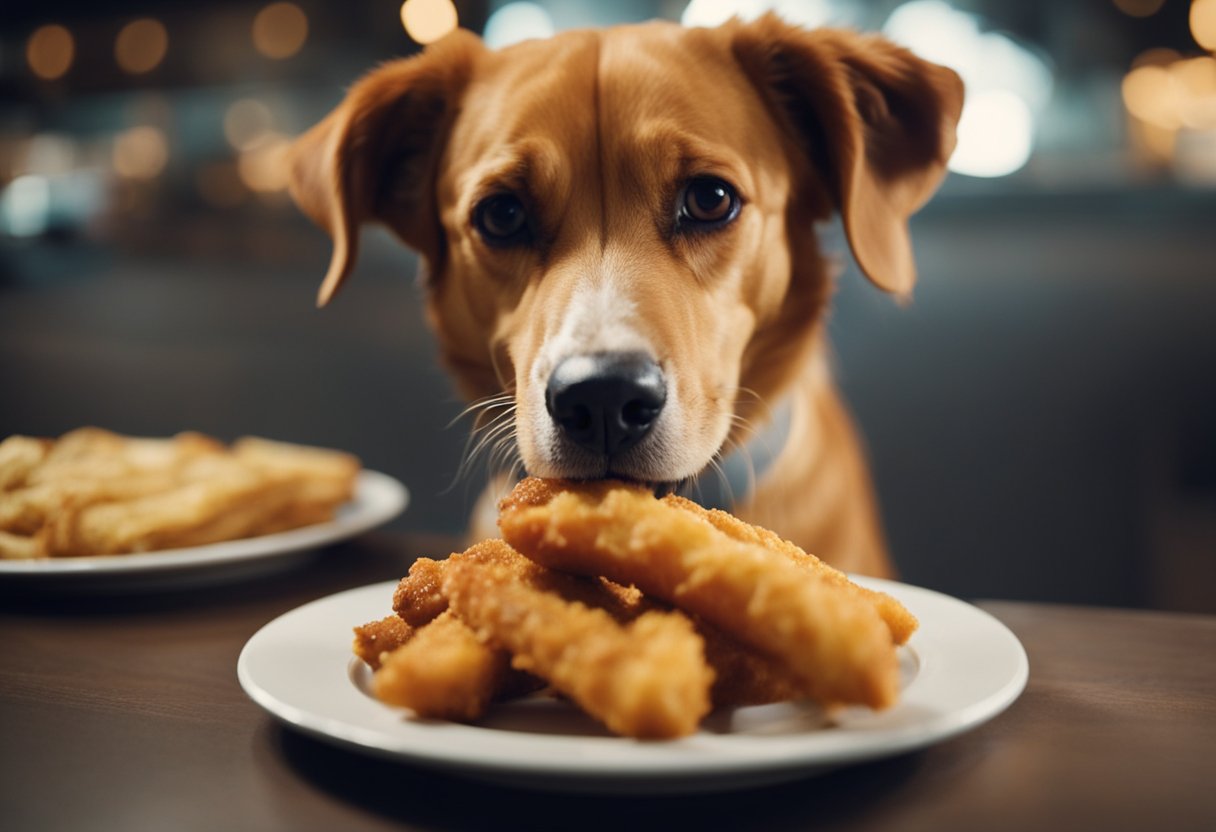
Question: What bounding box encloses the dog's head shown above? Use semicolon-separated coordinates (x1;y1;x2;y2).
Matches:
289;16;962;486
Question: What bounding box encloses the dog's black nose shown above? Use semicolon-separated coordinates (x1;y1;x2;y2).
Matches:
546;353;666;457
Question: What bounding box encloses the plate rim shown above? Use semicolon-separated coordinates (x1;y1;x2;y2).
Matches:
237;576;1029;785
0;470;409;578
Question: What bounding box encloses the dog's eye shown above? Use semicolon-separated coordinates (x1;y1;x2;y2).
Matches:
679;177;740;226
474;194;528;243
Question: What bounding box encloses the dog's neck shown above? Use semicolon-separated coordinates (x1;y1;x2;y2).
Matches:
681;397;794;511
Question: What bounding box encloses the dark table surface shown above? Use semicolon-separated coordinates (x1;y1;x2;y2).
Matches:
2;531;1214;832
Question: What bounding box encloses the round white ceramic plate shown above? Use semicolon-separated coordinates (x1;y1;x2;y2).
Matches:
0;471;408;591
238;576;1028;794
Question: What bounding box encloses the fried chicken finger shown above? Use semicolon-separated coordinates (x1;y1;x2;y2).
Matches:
662;495;918;645
499;484;900;710
372;610;543;721
441;540;713;738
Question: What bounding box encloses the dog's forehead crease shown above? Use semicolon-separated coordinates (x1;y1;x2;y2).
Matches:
445;23;786;235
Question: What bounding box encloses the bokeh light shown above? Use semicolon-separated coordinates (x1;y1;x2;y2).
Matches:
681;0;831;30
1174;56;1216;129
1192;0;1216;51
1123;65;1185;130
252;2;309;60
949;90;1034;178
1112;0;1166;18
884;0;1052;178
401;0;459;45
26;24;75;81
115;18;169;75
1123;55;1216;132
483;3;556;49
113;126;169;180
224;99;275;151
237;133;292;192
0;176;52;237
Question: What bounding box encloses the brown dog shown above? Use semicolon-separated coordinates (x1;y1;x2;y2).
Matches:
287;15;962;577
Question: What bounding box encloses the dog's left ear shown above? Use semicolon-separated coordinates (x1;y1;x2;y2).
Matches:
732;16;964;295
288;30;482;307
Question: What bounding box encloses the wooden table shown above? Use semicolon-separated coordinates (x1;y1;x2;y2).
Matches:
2;533;1213;832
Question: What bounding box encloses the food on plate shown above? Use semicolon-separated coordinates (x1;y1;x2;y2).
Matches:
498;478;903;710
386;551;799;710
354;477;916;737
352;615;414;669
371;610;544;721
660;494;918;645
442;539;713;738
0;428;359;558
391;557;450;627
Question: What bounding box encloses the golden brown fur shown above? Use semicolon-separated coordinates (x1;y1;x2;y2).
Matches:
288;17;962;576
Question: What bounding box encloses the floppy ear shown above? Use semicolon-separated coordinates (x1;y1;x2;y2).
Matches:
732;16;964;295
288;30;481;307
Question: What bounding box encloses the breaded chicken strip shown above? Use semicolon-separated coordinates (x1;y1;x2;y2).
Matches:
661;495;918;645
499;481;900;710
372;610;543;721
393;552;798;709
441;540;713;738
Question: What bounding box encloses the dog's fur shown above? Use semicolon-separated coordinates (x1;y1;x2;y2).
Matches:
288;16;962;577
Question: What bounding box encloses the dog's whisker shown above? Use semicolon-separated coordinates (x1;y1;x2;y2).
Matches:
445;393;516;431
721;434;759;501
445;405;519;493
463;417;518;472
726;385;777;432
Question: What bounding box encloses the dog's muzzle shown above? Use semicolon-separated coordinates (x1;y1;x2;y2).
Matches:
545;352;665;458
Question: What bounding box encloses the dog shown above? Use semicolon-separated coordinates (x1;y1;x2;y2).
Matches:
287;15;962;577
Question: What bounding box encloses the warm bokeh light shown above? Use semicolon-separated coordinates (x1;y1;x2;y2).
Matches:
1192;0;1216;51
1120;57;1216;131
252;2;309;60
113;126;169;180
1112;0;1166;18
1131;47;1181;70
1123;65;1184;130
238;134;292;192
26;24;75;81
224;99;274;151
115;18;169;75
1174;56;1216;129
400;0;459;45
196;161;247;208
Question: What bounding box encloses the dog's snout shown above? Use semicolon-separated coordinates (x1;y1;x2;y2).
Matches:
546;353;666;457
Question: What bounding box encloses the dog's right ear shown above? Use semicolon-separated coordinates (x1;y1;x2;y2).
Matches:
288;30;481;307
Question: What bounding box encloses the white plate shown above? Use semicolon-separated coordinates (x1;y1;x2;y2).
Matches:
238;576;1028;793
0;471;408;591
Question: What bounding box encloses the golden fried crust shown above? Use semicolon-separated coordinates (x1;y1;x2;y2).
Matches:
392;557;451;626
372;610;531;721
585;570;801;707
497;477;647;513
352;615;414;670
442;539;714;738
499;486;900;710
662;495;918;645
695;619;804;707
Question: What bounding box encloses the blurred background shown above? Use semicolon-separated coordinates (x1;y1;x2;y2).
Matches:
2;0;1214;611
